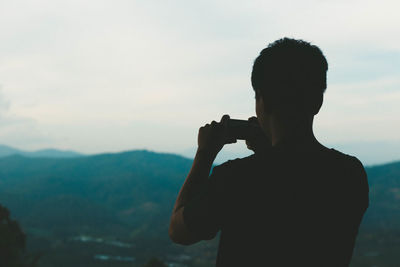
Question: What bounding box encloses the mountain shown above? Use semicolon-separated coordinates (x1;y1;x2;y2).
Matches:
361;161;400;229
0;150;399;266
0;144;82;158
0;150;216;267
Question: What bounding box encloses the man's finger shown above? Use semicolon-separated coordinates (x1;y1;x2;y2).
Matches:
245;140;254;152
248;116;260;127
248;116;258;122
220;114;230;124
226;138;237;144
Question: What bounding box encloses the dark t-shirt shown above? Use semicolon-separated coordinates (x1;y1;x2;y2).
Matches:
183;141;369;267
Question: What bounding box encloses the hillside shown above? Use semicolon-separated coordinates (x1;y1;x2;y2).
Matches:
0;145;82;158
0;150;399;266
0;150;217;266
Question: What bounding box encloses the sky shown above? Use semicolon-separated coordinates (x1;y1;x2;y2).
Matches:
0;0;399;165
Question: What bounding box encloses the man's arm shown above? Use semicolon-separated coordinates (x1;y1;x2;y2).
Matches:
169;149;216;245
169;115;235;245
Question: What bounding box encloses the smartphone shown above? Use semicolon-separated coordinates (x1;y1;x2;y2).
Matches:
226;119;261;140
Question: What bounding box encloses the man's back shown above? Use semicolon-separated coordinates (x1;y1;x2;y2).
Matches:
183;140;369;266
169;38;369;267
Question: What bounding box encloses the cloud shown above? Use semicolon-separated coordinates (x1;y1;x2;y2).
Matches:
0;0;399;163
0;86;50;150
0;87;11;115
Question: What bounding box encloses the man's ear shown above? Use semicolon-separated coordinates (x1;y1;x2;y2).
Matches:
259;95;272;114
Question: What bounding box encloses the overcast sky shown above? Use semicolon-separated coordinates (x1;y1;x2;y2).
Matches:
0;0;399;165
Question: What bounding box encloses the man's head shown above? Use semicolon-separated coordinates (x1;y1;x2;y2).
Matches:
251;38;328;118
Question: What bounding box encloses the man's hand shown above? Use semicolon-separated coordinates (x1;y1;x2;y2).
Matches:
245;116;271;154
170;115;236;245
197;114;237;158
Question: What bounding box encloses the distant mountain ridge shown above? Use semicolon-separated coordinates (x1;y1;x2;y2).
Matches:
0;149;399;266
0;144;83;158
0;149;197;266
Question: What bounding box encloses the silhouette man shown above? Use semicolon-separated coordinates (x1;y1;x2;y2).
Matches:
169;38;369;266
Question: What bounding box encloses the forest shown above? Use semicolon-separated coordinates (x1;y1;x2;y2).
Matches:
0;149;399;266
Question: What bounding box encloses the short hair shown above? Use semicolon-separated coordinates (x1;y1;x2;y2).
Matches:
251;37;328;115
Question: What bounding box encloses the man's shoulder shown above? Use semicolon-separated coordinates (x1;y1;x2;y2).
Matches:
327;148;365;171
328;149;369;209
326;148;368;192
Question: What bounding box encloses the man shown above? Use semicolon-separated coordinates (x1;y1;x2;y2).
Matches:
169;38;369;266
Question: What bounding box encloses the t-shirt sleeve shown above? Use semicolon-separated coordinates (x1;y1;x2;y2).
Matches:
324;156;369;266
342;156;369;221
352;157;369;213
182;164;227;240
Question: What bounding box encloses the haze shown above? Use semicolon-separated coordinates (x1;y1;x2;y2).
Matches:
0;0;399;165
